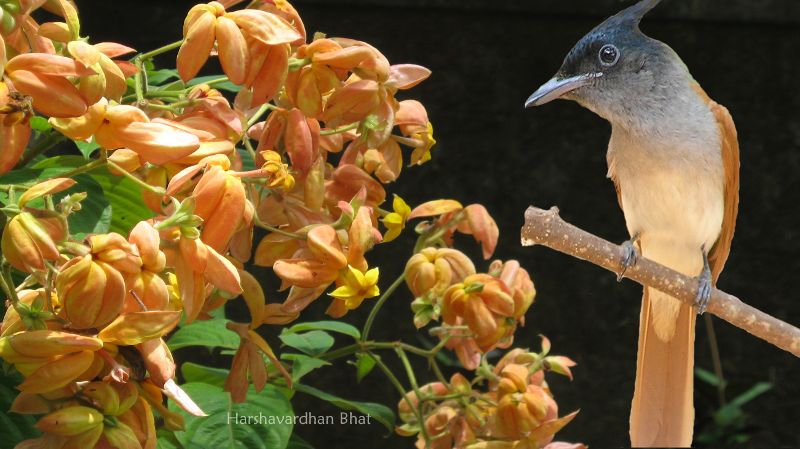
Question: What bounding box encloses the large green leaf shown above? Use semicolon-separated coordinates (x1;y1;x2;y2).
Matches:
168;319;239;351
293;384;395;432
278;331;334;357
181;362;229;388
286;434;314;449
0;370;40;449
169;382;293;449
283;321;361;340
56;174;112;239
32;156;153;234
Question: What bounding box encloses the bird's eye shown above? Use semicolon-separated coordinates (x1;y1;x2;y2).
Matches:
599;44;620;66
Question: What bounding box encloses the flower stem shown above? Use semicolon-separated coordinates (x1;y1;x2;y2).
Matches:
246;103;274;128
48;157;107;180
253;217;307;240
370;350;431;447
362;272;406;341
137;39;184;61
320;122;359;136
106;159;166;195
204;76;230;87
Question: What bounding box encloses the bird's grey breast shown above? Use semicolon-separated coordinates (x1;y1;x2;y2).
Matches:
606;86;725;250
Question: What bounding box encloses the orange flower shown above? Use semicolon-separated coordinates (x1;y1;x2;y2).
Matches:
162;231;242;323
123;221;169;313
50;99;201;165
254;107;319;174
1;209;67;273
62;40;132;103
490;259;536;323
395;99;436;165
225;322;290;403
325;164;386;211
0;80;33;174
166;155;248;252
0;330;103;394
410;201;499;259
176;1;301;85
273;204;381;316
4;52;95;117
55;253;126;330
441;274;516;352
405;247;476;298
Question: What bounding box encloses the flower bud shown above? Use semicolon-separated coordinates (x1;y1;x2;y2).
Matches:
88;232;143;275
56;254;126;329
441;274;515;351
1;210;66;272
490;259;536;321
36;405;103;436
405;247;475;298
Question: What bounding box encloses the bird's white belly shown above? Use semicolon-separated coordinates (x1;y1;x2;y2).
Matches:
619;166;724;254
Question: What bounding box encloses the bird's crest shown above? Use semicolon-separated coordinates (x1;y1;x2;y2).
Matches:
601;0;663;31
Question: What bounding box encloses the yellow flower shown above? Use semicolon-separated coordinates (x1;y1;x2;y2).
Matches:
381;195;411;243
329;265;380;310
260;149;295;191
409;122;436;166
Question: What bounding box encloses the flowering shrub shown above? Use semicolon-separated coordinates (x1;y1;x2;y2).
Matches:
0;1;584;448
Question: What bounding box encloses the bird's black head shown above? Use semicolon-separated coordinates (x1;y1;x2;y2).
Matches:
525;0;682;122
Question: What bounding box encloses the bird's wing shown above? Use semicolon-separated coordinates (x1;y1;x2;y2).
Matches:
692;82;740;283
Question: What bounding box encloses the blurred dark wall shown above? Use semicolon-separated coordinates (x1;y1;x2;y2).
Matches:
79;1;800;448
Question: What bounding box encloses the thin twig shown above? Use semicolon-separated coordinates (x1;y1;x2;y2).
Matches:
520;205;800;358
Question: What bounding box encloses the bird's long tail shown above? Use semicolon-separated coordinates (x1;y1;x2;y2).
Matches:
630;241;697;447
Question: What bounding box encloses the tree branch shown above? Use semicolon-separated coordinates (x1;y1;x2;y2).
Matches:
520;205;800;358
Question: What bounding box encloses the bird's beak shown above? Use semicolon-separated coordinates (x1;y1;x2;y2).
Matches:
525;72;602;108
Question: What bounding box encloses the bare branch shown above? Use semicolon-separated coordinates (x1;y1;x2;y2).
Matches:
521;206;800;358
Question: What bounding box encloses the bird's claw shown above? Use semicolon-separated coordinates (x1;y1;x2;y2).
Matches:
617;238;639;282
695;252;712;314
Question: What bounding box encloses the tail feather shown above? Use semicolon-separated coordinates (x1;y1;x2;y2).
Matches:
630;289;696;447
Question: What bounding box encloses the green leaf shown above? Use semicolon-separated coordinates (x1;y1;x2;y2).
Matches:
28;116;51;132
280;353;330;384
57;174;112;238
156;428;182;449
279;330;334;357
153;79;187;92
293;384;395;432
354;353;376;383
284;321;361;340
188;75;240;93
286;434;314;449
169;382;293;449
90;171;153;234
238;148;255;171
168;319;239;351
148;68;180;85
695;367;725;388
0;370;40;449
29;156;153;235
730;382;772;408
74;140;100;159
181;362;229;388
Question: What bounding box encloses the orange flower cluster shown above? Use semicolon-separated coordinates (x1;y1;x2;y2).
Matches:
403;200;534;369
0;1;584;448
396;341;584;449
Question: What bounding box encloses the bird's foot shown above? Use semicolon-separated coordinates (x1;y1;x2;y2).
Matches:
617;235;640;282
695;250;712;314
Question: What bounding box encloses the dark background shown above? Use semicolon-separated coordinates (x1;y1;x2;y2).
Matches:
79;1;800;447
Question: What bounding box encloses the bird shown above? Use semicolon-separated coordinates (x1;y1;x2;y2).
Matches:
524;0;739;446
